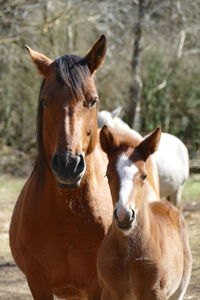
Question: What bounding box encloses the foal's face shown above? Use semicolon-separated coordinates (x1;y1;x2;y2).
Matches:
106;149;147;231
100;125;161;232
26;36;107;188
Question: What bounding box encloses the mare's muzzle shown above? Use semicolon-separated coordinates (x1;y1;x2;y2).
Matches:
51;151;85;188
114;208;135;230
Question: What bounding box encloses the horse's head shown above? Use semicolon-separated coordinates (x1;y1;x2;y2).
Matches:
26;36;107;188
100;126;161;232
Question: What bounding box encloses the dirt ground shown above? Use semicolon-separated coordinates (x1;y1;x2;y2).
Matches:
0;175;199;300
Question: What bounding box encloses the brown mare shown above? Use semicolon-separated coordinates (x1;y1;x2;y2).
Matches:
9;36;115;300
97;126;192;300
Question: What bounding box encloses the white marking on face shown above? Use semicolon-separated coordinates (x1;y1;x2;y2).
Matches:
116;153;138;220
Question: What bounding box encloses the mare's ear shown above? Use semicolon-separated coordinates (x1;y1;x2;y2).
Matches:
25;45;53;77
100;125;119;155
85;35;107;74
136;127;161;161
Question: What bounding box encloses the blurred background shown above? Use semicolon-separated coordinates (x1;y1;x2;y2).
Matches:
0;0;200;299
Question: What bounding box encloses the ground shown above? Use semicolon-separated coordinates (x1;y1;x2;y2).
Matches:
0;174;199;299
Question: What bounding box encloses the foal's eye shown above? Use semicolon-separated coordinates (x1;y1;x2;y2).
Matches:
141;174;147;181
42;99;48;107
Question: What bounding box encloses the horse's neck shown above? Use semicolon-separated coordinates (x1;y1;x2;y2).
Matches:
34;142;112;230
85;141;108;184
146;156;160;201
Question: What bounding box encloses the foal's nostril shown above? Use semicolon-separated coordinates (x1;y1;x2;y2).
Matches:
114;208;118;221
130;209;135;222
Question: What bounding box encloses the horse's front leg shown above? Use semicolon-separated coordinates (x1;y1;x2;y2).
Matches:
25;258;53;300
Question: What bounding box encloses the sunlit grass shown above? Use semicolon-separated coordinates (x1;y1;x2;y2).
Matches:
0;174;26;260
0;174;26;203
183;174;200;203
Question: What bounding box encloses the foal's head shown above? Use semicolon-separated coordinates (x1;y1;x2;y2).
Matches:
26;36;106;188
100;126;161;232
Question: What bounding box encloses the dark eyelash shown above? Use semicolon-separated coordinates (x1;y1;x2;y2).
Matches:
85;97;98;108
90;97;98;106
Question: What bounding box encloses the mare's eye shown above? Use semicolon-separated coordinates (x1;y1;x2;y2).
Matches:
42;99;48;107
141;174;147;181
86;97;98;108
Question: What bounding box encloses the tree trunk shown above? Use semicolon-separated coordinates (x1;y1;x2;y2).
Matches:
128;0;145;131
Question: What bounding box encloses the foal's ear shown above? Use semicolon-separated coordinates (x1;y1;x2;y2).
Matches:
85;35;107;74
25;45;53;77
136;127;161;161
100;125;119;155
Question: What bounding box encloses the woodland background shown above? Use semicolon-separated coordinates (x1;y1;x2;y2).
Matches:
0;2;200;299
0;0;200;171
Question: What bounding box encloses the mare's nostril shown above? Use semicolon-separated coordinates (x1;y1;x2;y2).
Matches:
51;152;59;172
51;151;85;180
75;154;85;174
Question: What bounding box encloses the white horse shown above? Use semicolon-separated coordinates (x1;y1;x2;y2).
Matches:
98;108;189;206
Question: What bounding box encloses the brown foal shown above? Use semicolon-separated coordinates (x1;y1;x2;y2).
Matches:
97;126;191;300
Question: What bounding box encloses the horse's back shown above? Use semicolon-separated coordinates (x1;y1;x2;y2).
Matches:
155;133;189;204
156;133;189;187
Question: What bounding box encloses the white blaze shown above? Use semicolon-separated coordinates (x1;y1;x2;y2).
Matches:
116;154;138;219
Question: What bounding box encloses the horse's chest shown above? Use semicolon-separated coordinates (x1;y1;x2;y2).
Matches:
39;221;100;296
46;242;94;296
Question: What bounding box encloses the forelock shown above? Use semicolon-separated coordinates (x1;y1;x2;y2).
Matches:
55;54;90;97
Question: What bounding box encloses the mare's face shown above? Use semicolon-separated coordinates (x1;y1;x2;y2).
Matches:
40;67;99;188
106;149;147;232
26;35;107;188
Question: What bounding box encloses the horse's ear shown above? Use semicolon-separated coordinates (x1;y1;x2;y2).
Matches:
100;125;119;155
136;127;161;161
111;106;122;119
85;35;107;74
25;45;53;77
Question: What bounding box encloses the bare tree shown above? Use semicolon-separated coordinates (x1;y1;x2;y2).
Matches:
127;0;146;131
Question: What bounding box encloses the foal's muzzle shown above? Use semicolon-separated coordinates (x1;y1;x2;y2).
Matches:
114;208;135;231
51;151;85;188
